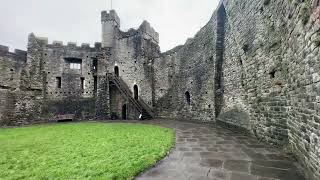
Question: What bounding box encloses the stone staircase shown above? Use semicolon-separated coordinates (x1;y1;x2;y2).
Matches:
107;73;154;119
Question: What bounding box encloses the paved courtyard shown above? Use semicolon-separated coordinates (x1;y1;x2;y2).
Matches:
133;120;305;180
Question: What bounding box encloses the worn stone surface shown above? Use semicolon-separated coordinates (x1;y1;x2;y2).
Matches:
0;0;319;179
135;120;305;180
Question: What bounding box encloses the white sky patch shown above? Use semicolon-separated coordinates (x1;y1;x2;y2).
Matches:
0;0;219;52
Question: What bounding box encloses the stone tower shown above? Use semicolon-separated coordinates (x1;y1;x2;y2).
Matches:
101;10;120;48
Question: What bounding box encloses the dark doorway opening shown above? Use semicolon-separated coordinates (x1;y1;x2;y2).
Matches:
185;91;191;105
134;85;138;100
114;66;119;77
122;104;127;120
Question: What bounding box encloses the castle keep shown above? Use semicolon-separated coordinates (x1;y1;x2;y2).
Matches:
0;0;320;179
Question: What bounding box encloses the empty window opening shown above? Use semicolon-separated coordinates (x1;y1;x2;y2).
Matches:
114;66;119;76
65;58;82;70
94;76;98;94
70;63;81;69
185;91;191;105
134;85;139;100
92;58;98;71
80;77;85;90
56;77;61;88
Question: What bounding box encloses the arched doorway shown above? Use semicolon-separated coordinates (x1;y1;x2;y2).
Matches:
122;104;127;120
114;66;119;77
185;91;191;105
133;85;138;100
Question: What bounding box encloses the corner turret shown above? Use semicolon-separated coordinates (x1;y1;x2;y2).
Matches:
101;10;120;48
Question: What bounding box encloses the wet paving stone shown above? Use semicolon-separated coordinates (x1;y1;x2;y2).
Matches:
251;164;305;180
230;172;258;180
251;160;296;170
135;120;305;180
200;159;223;168
209;169;230;180
224;160;250;173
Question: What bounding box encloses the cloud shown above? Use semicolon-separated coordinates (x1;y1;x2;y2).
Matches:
0;0;219;52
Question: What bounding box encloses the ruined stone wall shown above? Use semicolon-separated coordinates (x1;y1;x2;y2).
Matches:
106;21;160;118
219;0;320;179
0;45;42;125
154;15;216;122
30;36;107;119
153;0;319;178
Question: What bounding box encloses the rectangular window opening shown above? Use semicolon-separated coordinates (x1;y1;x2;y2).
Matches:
56;77;61;88
65;58;82;70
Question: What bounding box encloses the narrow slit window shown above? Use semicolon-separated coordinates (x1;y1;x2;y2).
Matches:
92;58;98;71
94;76;97;94
185;91;191;105
80;77;85;90
56;77;61;88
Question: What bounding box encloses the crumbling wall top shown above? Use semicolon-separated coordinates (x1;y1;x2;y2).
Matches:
138;20;159;44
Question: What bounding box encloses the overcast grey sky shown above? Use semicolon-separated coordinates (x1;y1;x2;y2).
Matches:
0;0;219;52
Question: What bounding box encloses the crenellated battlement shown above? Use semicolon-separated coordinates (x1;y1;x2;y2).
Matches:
31;35;102;50
0;45;27;62
101;10;120;27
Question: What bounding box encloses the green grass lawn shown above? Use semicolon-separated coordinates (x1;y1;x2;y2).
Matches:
0;122;175;180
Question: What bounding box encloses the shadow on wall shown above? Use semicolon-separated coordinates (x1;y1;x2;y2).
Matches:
217;109;250;132
43;96;96;119
214;4;227;118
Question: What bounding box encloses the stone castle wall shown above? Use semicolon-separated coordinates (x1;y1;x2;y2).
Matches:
0;1;319;179
154;15;216;122
153;0;320;178
0;45;43;125
107;19;160;114
219;0;320;179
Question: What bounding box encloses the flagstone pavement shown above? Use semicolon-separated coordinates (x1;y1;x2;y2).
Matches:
131;120;305;180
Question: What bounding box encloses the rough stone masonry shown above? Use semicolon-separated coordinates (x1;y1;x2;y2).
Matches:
0;0;319;179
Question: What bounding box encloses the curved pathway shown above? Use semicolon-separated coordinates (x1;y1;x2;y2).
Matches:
135;120;305;180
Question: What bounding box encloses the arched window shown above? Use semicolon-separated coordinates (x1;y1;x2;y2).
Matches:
114;66;119;77
134;85;138;100
185;91;191;105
